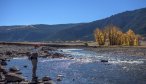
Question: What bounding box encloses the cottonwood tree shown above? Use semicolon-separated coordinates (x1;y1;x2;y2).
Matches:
94;28;105;45
104;25;121;45
126;29;140;46
94;25;140;46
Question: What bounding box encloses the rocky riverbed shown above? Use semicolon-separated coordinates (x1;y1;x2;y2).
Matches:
0;45;65;84
0;45;65;58
0;45;146;84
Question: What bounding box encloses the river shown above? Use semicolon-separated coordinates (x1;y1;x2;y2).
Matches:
6;48;146;84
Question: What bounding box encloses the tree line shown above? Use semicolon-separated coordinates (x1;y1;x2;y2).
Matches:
94;25;140;46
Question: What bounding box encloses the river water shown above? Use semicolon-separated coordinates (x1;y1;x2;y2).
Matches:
6;48;146;84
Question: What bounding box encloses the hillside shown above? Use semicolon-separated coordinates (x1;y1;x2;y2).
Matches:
0;7;146;41
53;7;146;41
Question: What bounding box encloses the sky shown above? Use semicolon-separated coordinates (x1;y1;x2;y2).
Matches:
0;0;146;26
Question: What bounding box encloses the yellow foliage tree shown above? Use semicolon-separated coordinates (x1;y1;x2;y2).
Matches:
94;28;105;45
104;25;121;45
94;25;140;46
126;29;139;46
121;33;130;46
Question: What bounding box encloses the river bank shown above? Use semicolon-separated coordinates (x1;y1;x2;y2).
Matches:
85;47;146;57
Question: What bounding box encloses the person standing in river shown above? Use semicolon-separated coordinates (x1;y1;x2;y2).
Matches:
29;45;40;83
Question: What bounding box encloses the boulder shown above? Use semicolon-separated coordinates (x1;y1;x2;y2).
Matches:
1;61;7;66
23;65;27;68
5;73;24;82
56;77;62;81
42;76;52;81
5;51;12;56
0;65;7;74
15;71;22;74
9;66;19;72
0;65;5;72
44;51;48;53
70;57;74;59
56;74;63;81
43;80;54;84
0;57;6;61
101;60;108;62
52;53;64;58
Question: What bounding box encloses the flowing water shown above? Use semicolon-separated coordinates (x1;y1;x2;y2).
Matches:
6;48;146;84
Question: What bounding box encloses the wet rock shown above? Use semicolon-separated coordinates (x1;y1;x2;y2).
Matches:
0;72;5;82
52;53;64;58
9;66;20;72
6;59;10;62
70;57;74;59
41;55;48;58
23;65;27;68
42;76;52;81
44;51;48;53
0;67;8;75
68;55;72;57
5;51;12;56
18;52;27;56
72;79;75;81
56;77;62;81
101;60;108;62
0;53;3;55
5;72;24;82
0;65;6;72
43;81;54;84
19;81;29;84
46;53;52;57
1;61;7;66
59;50;63;52
12;50;17;54
26;52;31;56
56;75;63;81
15;71;22;74
0;57;6;61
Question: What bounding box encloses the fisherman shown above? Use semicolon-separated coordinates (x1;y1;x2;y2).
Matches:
29;45;39;83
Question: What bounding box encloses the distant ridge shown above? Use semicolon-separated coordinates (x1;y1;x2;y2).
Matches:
0;7;146;41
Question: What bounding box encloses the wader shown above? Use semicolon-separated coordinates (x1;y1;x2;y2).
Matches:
30;53;38;82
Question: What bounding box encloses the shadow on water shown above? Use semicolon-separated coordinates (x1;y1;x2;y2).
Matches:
6;48;146;84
